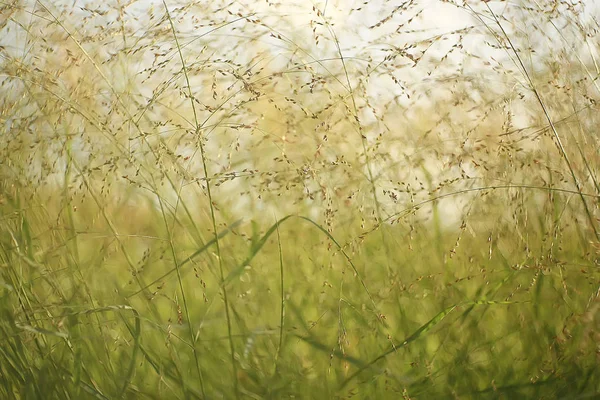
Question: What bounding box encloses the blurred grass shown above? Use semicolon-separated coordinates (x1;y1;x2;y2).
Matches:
1;181;598;398
1;0;600;398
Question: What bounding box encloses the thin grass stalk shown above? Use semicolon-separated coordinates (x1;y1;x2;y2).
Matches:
274;214;284;374
478;3;600;242
326;23;394;274
569;103;600;196
162;2;238;398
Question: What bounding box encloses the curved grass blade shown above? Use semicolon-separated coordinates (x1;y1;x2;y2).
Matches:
292;333;367;369
339;299;522;389
126;219;242;299
14;323;69;339
223;215;379;318
338;304;458;389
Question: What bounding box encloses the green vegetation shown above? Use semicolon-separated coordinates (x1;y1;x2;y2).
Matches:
1;0;599;398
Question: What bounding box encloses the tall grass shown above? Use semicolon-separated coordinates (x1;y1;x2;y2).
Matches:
1;0;599;398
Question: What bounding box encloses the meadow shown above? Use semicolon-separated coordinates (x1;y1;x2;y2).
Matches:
0;0;599;398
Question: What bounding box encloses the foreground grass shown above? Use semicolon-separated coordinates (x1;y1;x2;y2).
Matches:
1;185;598;399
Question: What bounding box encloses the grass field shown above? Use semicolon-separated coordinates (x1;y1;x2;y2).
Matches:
1;0;599;398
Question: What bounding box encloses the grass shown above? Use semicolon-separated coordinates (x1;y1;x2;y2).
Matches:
1;0;599;398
